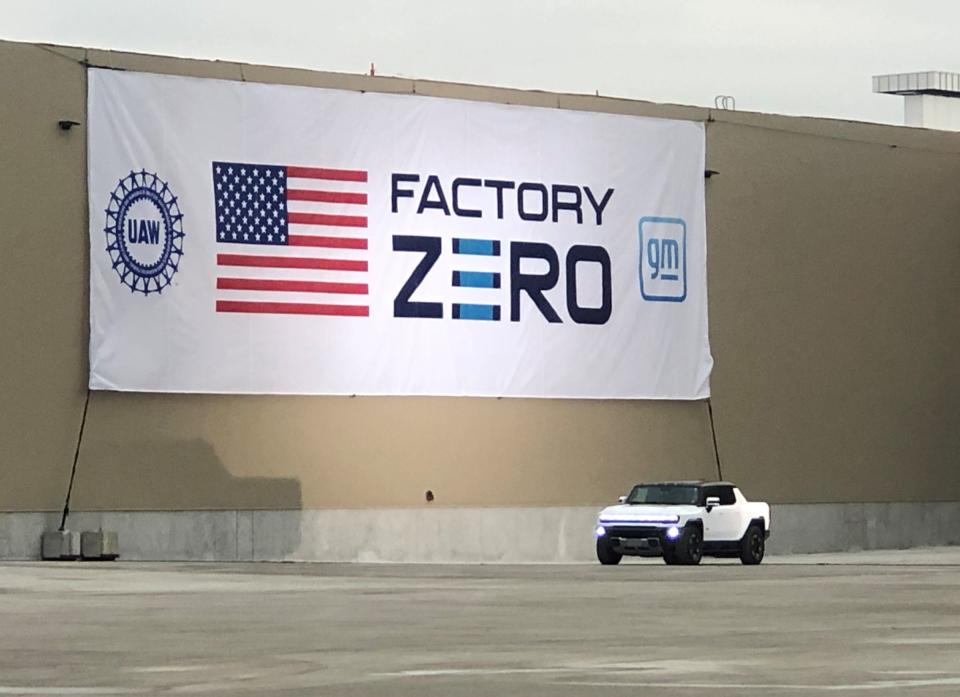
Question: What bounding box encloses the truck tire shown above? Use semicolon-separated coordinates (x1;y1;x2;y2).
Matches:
675;526;703;565
596;539;622;565
662;550;679;565
739;524;765;565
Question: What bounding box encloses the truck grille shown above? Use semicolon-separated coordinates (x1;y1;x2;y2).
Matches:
605;526;662;539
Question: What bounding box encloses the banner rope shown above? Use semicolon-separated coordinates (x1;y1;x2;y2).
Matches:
59;390;91;532
707;397;724;481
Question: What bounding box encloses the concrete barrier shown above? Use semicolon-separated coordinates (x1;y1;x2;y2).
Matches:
2;502;958;562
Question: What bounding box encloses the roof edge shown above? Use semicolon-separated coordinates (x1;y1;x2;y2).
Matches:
7;39;960;153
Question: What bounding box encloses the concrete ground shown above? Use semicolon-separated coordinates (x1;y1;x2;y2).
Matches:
1;549;960;696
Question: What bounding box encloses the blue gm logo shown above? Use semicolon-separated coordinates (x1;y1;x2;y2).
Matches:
639;216;686;302
104;170;184;295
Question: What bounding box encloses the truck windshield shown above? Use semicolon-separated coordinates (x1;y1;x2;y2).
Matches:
626;485;699;505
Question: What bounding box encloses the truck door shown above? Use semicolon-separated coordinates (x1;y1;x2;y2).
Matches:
703;485;741;541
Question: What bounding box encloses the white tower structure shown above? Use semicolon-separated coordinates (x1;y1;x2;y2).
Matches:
873;72;960;131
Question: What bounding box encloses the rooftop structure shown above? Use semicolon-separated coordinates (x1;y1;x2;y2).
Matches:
873;71;960;131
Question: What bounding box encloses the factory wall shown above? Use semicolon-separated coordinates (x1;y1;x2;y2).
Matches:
2;40;959;560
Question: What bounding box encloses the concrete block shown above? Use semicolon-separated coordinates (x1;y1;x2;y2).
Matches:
80;530;119;560
0;512;59;559
237;510;254;561
41;530;80;560
68;511;239;561
254;507;600;563
765;504;849;554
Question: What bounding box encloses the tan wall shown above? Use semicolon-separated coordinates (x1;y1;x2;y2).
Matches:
69;394;714;511
706;118;960;502
1;40;958;513
0;43;88;511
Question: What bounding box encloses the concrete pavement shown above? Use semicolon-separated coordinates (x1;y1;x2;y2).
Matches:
1;548;959;695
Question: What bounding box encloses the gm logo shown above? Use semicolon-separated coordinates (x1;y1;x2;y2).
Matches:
639;216;686;302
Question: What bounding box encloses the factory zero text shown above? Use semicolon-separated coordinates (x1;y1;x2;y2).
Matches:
390;173;617;325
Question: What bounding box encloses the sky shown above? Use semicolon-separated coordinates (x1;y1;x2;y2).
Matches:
2;0;958;125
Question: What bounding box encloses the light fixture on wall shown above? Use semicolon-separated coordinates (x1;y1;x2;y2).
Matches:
58;119;81;130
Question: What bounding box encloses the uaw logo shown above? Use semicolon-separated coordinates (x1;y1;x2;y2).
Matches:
104;170;184;295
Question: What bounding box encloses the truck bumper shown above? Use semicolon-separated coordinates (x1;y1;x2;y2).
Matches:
609;534;666;557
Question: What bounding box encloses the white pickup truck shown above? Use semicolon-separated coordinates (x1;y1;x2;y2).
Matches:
594;481;770;565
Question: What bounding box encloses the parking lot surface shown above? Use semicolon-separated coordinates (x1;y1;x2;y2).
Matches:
2;549;960;696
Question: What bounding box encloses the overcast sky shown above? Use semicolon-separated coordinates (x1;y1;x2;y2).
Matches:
3;1;957;125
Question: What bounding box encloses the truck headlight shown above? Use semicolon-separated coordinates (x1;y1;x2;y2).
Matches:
665;526;680;540
595;525;606;538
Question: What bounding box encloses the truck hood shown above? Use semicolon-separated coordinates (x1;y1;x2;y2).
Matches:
597;504;700;524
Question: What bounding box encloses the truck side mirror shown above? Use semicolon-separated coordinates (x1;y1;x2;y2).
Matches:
618;496;627;503
705;496;720;511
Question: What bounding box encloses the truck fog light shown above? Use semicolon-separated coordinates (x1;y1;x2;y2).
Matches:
595;526;606;538
666;526;680;540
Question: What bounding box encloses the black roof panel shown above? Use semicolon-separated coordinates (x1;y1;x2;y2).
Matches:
633;481;735;487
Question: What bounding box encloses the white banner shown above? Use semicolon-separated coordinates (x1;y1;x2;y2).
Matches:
87;69;711;399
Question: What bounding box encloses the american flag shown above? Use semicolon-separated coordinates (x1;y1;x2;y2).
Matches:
212;161;369;317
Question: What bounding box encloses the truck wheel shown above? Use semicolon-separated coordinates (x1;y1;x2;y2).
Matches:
675;526;703;565
662;550;679;565
739;524;765;565
676;527;703;565
596;539;622;565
